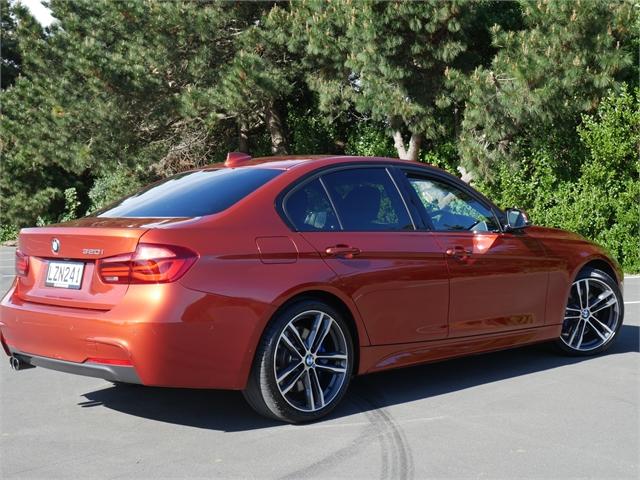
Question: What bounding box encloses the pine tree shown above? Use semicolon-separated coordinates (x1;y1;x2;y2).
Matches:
458;0;637;178
278;0;476;160
0;1;271;225
0;0;25;89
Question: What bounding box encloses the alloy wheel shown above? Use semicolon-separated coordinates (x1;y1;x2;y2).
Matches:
560;277;620;352
273;310;349;412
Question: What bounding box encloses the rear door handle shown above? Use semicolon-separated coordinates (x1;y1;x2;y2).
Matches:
446;245;472;259
325;245;361;259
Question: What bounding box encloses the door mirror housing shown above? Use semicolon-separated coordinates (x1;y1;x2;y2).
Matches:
504;208;531;231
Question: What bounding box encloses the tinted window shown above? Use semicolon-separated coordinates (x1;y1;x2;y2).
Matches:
284;178;340;231
408;175;500;232
322;168;413;231
97;168;281;218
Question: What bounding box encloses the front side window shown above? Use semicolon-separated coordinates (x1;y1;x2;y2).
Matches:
407;175;500;232
321;168;413;231
284;178;340;231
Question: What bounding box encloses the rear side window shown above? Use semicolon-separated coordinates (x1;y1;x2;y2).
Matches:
97;168;281;218
284;178;340;231
321;168;413;231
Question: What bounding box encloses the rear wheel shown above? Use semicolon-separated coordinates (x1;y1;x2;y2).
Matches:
243;300;354;423
556;268;623;355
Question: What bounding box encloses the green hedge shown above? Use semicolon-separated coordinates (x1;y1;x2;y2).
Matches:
476;87;639;273
3;89;636;273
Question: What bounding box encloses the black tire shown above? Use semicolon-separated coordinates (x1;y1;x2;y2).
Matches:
243;299;354;423
555;267;624;356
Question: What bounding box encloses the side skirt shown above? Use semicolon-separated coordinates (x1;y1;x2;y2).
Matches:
358;324;562;374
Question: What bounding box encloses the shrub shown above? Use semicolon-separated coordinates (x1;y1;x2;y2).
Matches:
421;142;459;175
345;123;396;158
0;224;18;242
477;86;639;272
59;187;80;223
87;166;143;214
288;108;342;155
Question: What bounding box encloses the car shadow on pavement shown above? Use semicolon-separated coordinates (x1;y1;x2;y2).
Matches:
80;324;639;432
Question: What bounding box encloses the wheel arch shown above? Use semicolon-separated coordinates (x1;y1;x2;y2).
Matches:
266;288;367;376
557;256;624;355
574;256;621;286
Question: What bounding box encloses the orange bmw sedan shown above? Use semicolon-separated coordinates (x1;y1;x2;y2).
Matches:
1;153;624;422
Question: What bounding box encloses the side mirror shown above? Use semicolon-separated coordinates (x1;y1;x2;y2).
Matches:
505;208;531;231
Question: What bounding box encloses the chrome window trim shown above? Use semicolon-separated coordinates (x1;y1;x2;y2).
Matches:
280;164;417;233
385;167;416;230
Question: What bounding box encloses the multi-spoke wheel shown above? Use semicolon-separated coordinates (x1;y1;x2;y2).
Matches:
274;310;349;412
243;300;354;423
556;268;623;355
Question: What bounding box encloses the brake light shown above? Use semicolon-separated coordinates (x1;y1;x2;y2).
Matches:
15;250;29;276
98;243;198;284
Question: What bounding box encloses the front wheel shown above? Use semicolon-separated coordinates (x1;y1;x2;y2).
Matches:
556;268;624;355
243;300;354;423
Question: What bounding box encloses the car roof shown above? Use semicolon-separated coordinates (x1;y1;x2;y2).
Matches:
235;154;503;216
185;153;503;219
207;154;444;172
240;155;335;169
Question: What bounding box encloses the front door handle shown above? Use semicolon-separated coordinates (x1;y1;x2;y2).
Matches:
325;245;361;259
446;245;473;259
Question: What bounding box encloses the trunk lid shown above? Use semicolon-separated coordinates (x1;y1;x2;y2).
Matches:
13;218;179;310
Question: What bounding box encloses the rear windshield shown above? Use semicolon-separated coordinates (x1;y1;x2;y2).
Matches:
96;168;282;218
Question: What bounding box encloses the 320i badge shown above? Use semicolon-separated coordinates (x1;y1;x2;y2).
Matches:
0;153;624;423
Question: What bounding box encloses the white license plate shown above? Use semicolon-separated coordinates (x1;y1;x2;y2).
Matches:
45;261;85;289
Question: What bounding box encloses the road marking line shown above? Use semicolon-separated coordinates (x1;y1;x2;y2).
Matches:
623;301;640;305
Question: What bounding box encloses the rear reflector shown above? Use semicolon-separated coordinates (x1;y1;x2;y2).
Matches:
0;333;11;356
97;243;198;284
85;357;133;366
15;250;29;277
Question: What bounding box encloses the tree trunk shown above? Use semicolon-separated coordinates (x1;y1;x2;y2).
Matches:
405;133;422;161
238;120;249;153
266;101;288;155
390;116;422;161
457;165;475;184
393;130;422;161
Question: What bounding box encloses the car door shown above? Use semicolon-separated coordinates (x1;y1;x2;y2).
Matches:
401;169;549;338
281;165;449;345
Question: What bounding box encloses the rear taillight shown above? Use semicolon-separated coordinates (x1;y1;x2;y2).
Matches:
98;243;198;284
15;250;29;276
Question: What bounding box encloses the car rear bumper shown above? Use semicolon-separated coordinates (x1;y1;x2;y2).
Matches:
0;283;270;390
8;348;142;384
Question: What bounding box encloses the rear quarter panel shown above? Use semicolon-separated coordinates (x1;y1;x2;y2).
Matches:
137;178;372;385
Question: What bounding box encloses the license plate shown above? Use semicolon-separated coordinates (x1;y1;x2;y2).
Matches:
45;261;85;289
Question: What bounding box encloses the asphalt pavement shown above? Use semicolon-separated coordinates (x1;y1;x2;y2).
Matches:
0;246;638;479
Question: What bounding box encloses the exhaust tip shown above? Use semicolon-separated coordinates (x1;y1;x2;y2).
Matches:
9;356;19;370
9;355;35;371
